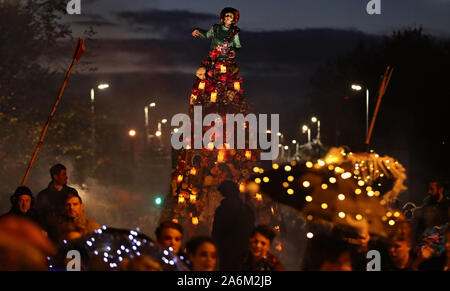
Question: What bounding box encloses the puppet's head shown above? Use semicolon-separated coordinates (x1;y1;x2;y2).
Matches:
220;7;240;26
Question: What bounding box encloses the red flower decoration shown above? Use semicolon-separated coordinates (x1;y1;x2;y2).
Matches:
209;50;220;59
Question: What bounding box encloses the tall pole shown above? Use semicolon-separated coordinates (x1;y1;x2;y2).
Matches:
91;88;95;150
21;38;86;186
317;120;321;141
366;89;369;140
144;106;149;146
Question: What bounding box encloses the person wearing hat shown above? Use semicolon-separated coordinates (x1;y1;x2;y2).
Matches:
0;186;38;222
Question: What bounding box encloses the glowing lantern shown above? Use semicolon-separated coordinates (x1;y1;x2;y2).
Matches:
305;196;313;202
239;183;245;192
178;196;185;204
263;177;269;183
192;217;199;225
234;81;240;90
255;193;263;201
255;178;261;184
321;203;328;209
217;150;225;162
210;91;217;102
272;163;279;170
338;212;346;219
198;81;206;90
245;150;252;159
190;168;197;175
172;218;179;223
287;189;294;195
220;65;227;73
177;175;183;183
190;94;197;104
189;194;197;203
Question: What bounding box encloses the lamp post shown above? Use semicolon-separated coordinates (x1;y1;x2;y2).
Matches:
145;102;156;145
128;129;137;164
292;139;298;158
302;125;311;145
351;84;369;140
311;116;321;142
91;83;109;153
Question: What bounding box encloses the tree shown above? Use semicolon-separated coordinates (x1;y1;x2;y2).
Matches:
0;0;97;196
308;27;450;202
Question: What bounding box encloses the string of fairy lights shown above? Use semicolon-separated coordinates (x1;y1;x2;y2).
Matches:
247;147;407;238
48;226;186;271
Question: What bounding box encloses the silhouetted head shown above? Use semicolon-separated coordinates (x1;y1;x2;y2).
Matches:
218;180;239;198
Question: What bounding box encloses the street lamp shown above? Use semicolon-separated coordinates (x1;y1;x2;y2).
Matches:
128;129;136;137
351;84;369;139
91;83;109;153
145;102;157;144
311;116;321;141
302;125;311;144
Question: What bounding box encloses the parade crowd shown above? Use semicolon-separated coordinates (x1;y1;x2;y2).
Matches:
0;163;448;271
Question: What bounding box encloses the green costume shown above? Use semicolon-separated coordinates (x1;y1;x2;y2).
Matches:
196;24;241;59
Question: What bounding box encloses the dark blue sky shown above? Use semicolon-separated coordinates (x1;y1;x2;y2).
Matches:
76;0;450;37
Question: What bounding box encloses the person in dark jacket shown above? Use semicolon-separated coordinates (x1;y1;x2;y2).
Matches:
212;180;255;270
1;186;38;222
241;224;285;271
35;164;77;242
412;178;449;243
56;189;100;243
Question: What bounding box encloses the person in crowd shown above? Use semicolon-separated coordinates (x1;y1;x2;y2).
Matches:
212;180;255;270
155;220;184;255
1;186;38;222
444;225;450;271
186;236;218;271
155;220;191;267
301;228;356;271
241;224;285;271
56;189;100;243
0;215;56;270
386;220;415;270
35;164;77;241
412;178;449;243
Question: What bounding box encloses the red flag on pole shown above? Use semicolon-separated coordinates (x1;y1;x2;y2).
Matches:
73;37;86;61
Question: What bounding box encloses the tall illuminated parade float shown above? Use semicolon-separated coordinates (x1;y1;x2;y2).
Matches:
159;6;416;268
